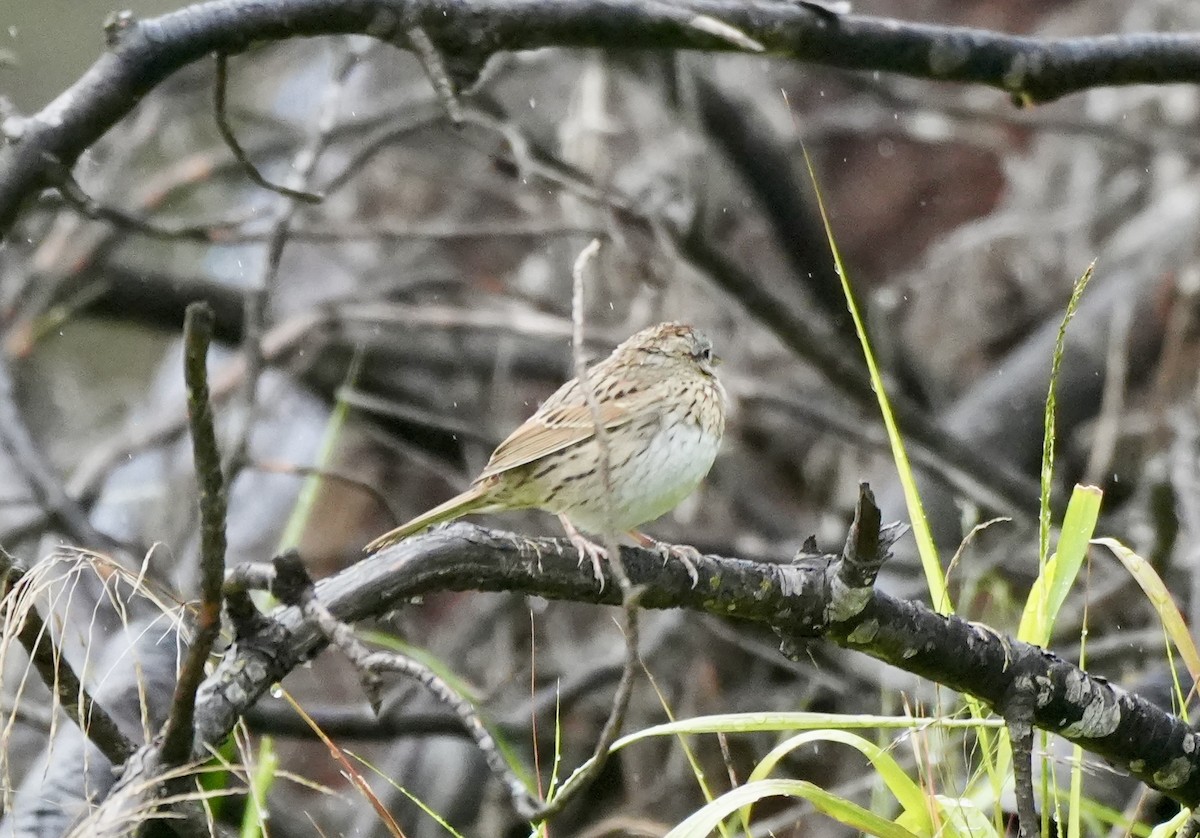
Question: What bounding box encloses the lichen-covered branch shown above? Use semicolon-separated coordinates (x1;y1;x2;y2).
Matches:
137;490;1200;816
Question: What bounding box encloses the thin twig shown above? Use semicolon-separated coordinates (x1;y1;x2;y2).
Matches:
249;460;402;523
0;347;116;550
406;27;463;124
1006;711;1039;838
222;560;276;639
44;157;263;241
47;207;598;244
270;551;541;818
570;240;629;592
224;41;365;478
318;99;447;194
213;53;323;204
531;239;643;821
159;302;228;767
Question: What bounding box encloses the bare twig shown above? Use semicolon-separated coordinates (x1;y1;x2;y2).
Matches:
159;302;228;767
0;349;116;551
221;560;277;640
570;240;629;592
406;27;463;124
45;213;599;244
645;0;765;52
831;485;886;596
530;239;644;821
269;551;541;818
249;460;401;523
213;53;323;204
318;99;447;195
1005;699;1040;838
245;703;507;740
0;696;54;732
42;157;262;242
224;41;365;477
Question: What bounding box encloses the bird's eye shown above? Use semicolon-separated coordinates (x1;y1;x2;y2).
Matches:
698;347;712;361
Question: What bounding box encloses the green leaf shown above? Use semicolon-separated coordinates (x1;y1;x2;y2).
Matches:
666;779;920;838
1018;484;1103;645
240;736;279;838
742;730;929;831
801;147;947;613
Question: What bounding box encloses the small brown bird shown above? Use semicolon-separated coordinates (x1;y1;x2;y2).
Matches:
365;322;727;585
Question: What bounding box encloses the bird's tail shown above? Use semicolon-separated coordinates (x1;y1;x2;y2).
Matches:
364;483;491;552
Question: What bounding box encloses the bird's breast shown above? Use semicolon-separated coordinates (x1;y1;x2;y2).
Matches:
557;409;723;534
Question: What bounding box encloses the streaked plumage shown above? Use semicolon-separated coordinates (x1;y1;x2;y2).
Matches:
365;322;726;582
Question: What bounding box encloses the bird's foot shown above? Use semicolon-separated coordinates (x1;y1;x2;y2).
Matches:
628;531;701;588
558;514;608;591
515;535;546;572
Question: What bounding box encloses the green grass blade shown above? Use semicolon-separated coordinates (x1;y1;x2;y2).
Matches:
743;730;929;830
610;712;1003;748
1067;742;1085;838
800;147;947;613
1149;808;1191;838
1018;484;1103;645
1093;538;1200;683
278;347;364;551
240;736;279;838
926;796;1000;838
1038;263;1096;567
666;778;920;838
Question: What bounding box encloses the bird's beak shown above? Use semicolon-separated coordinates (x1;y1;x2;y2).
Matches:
711;354;723;367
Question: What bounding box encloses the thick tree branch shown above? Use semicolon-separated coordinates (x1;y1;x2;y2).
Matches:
4;0;1200;235
96;509;1193;816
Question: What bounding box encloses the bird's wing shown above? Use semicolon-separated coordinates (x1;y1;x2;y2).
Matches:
477;379;658;479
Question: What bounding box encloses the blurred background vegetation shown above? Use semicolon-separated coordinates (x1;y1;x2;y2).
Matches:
4;0;188;111
3;0;1199;835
